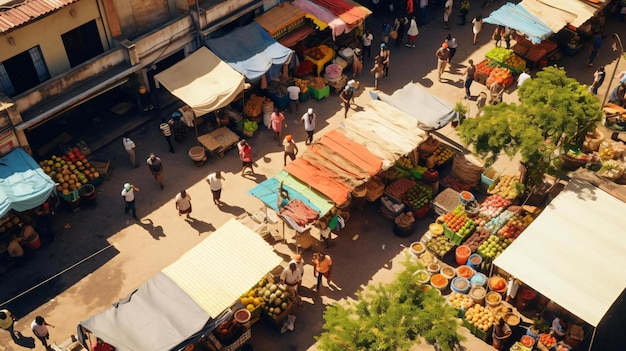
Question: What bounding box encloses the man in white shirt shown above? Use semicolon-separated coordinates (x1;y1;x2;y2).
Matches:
361;29;373;58
279;262;303;305
122;133;137;168
443;0;453;29
206;171;225;205
286;85;300;113
121;183;140;219
300;108;316;145
517;69;531;88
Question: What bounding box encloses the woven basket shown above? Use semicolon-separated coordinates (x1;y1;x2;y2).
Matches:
559;154;586;170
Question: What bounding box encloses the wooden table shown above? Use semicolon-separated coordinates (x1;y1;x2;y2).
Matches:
197;127;239;158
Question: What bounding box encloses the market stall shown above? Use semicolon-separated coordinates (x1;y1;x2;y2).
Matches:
375;83;458;131
206;22;293;82
154;47;245;118
78;219;283;351
254;2;315;49
493;178;626;350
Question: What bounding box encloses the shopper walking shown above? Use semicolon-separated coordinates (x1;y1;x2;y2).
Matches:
122;132;137;168
379;43;390;77
270;107;287;146
0;309;17;341
121;183;139;219
446;34;458;62
312;252;333;292
206;171;225;205
435;42;450;81
492;25;503;47
463;59;476;99
361;29;373;58
31;315;54;349
472;15;483;45
517;69;532;88
371;56;384;90
589;66;606;94
279;262;303;305
340;80;358;118
380;21;391;44
419;0;428;25
175;190;192;218
352;48;363;77
238;139;255;176
587;33;607;67
146;153;164;190
283;135;299;166
394;17;407;46
292;254;305;286
406;16;419;47
159;118;175;153
443;0;453;29
502;26;512;49
300;108;317;145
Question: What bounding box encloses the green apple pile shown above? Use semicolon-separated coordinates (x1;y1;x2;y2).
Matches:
426;235;455;258
477;235;511;260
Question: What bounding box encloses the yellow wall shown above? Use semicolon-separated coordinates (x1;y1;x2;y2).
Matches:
0;2;106;78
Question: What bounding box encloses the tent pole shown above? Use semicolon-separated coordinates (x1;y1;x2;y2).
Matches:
587;327;596;351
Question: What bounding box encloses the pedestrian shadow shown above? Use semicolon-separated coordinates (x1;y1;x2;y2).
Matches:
13;331;36;348
218;203;246;216
441;77;464;88
419;78;434;88
137;218;167;240
262;156;272;164
242;173;268;184
184;217;216;236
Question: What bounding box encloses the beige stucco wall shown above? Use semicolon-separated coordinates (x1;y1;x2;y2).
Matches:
0;2;107;78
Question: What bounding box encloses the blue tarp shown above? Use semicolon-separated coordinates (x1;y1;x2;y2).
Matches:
206;22;293;81
249;173;333;216
0;148;55;216
484;2;553;44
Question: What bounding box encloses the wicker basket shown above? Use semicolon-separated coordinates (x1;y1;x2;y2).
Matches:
559;154;587;170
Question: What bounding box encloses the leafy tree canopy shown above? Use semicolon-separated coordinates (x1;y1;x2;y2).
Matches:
316;257;465;351
458;66;603;186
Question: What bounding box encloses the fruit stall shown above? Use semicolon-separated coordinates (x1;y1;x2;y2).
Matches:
76;219;283;351
474;47;525;88
38;146;107;211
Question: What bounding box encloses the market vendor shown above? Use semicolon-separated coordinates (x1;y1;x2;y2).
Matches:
7;235;25;265
279;262;302;306
277;181;290;209
92;337;116;351
18;223;40;250
489;81;505;105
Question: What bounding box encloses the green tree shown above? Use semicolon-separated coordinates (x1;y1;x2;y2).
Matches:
458;66;603;186
316;257;465;351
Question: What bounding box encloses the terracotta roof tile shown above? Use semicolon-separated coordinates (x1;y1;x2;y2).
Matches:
0;0;79;33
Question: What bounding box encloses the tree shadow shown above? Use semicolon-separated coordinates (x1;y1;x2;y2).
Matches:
217;203;246;216
137;218;166;240
13;331;36;348
184;217;216;236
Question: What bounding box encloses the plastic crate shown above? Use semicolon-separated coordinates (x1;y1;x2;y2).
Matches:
209;327;251;351
473;325;492;341
443;224;468;245
463;318;476;334
299;90;310;102
481;167;502;192
308;85;330;100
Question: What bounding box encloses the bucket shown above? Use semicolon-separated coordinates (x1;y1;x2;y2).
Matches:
470;272;487;287
26;233;41;250
455;245;471;266
188;146;207;162
409;242;425;257
459;191;475;204
469;286;486;305
466;253;482;270
450;277;471;294
79;184;96;201
515;287;537;311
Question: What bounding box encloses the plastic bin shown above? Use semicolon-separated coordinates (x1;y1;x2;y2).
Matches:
481;167;502;192
308;85;330;100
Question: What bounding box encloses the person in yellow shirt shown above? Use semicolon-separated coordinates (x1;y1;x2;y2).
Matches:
312;252;332;293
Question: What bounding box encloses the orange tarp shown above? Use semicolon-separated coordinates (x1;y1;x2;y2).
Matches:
309;0;370;26
317;130;382;176
284;158;351;205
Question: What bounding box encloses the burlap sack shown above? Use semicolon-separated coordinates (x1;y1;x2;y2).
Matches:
450;154;485;187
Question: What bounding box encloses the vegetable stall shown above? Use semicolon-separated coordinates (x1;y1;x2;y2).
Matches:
76;219;284;351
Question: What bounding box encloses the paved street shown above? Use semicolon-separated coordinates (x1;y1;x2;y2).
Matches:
1;1;625;351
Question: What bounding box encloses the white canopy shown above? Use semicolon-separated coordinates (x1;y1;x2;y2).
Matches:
155;47;245;117
162;218;282;318
520;0;597;31
494;178;626;327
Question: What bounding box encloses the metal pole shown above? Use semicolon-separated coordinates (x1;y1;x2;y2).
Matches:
601;33;624;107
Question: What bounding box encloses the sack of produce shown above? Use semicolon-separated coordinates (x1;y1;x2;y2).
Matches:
450;154;484;188
581;130;604;152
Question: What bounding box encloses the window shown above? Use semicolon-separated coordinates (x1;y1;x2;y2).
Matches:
62;20;104;67
0;46;50;97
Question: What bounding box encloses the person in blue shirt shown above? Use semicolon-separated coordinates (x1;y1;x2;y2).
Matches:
587;33;607;67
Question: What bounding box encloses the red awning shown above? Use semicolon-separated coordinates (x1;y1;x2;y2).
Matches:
278;26;315;48
309;0;370;26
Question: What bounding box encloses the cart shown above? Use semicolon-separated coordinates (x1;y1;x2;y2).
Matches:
326;74;348;94
197;127;239;159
